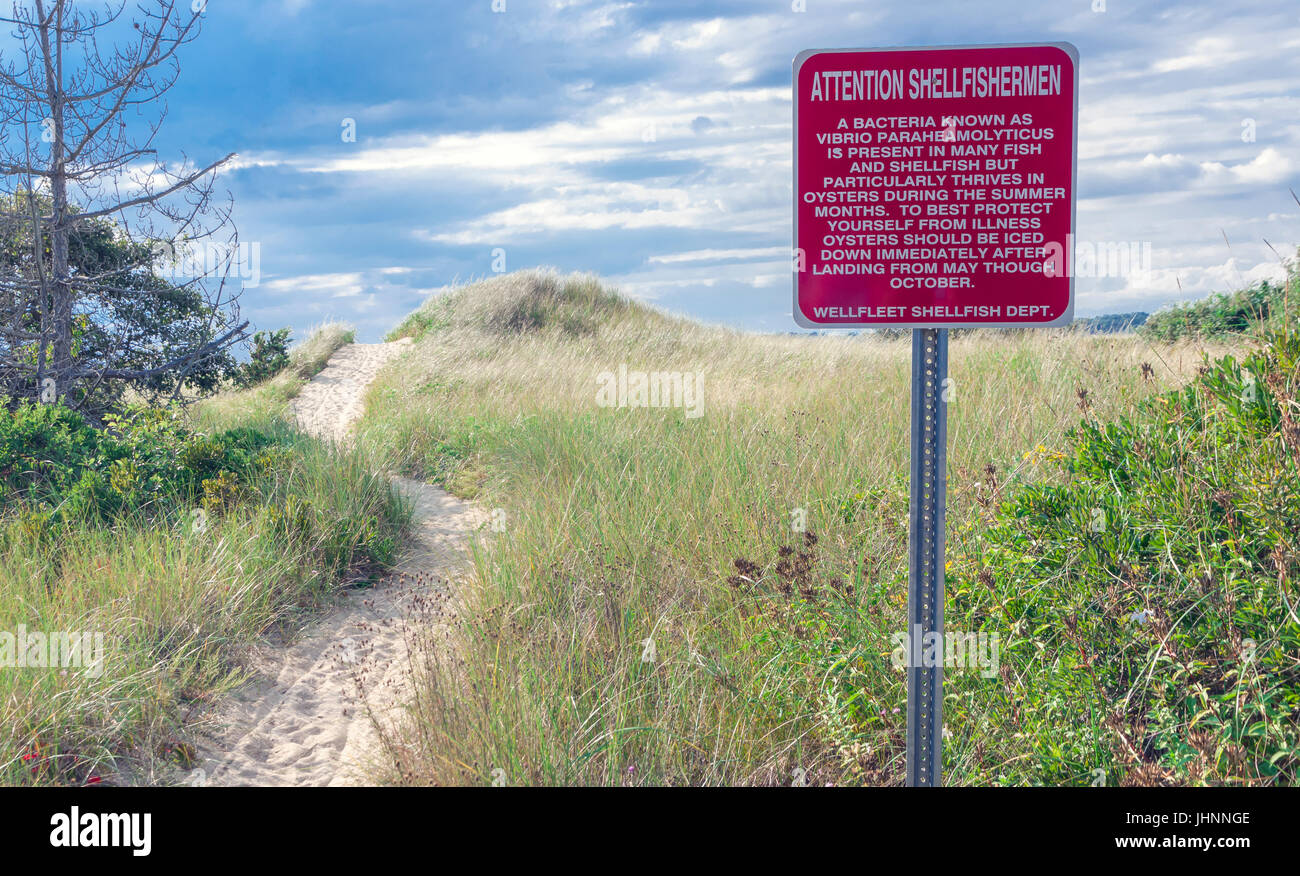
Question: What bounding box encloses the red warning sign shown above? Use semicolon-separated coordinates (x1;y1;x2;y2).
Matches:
793;43;1078;328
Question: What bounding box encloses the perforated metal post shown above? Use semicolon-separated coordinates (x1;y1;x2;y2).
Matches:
907;328;947;787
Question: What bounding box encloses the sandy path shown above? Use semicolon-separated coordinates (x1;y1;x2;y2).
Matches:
288;340;411;444
194;340;484;787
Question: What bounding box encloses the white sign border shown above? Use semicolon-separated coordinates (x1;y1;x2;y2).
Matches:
792;41;1080;330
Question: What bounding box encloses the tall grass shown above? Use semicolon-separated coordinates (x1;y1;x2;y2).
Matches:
358;271;1246;785
0;324;403;786
1142;276;1293;341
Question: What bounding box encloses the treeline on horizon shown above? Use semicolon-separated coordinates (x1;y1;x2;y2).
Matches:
1079;265;1295;339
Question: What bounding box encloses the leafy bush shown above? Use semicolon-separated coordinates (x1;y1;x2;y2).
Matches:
237;328;293;387
0;400;277;524
961;329;1300;785
1073;312;1148;333
1142;277;1291;341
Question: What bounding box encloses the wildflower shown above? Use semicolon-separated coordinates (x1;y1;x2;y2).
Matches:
22;744;45;776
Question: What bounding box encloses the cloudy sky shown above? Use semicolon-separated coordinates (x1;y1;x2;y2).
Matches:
133;0;1300;339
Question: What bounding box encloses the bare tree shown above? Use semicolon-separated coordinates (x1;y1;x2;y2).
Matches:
0;0;248;411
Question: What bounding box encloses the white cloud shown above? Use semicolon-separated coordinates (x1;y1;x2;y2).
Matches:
1089;147;1295;193
1152;37;1251;74
648;247;788;265
262;272;366;298
1105;257;1288;309
1199;147;1293;185
233;0;1300;336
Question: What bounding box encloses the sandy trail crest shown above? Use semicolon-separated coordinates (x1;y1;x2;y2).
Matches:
289;340;409;444
196;339;483;787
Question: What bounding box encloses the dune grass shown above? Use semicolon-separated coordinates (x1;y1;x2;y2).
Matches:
0;323;403;786
357;270;1272;786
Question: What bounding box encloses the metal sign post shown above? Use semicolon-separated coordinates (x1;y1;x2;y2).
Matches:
906;328;947;786
791;42;1078;787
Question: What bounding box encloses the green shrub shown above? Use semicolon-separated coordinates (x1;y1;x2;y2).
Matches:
0;400;289;523
963;329;1300;785
200;470;248;515
1142;277;1292;341
237;328;293;387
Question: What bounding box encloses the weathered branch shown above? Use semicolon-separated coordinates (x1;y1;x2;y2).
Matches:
0;1;244;409
67;320;249;380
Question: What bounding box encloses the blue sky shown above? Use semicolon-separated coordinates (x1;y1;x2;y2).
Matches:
140;0;1300;340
